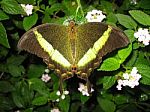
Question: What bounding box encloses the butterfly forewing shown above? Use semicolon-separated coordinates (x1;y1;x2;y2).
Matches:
76;22;129;77
18;23;74;74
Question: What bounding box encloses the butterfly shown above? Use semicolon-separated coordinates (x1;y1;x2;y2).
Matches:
18;21;129;92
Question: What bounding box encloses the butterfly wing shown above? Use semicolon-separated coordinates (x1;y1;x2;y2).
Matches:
76;22;129;79
18;23;74;79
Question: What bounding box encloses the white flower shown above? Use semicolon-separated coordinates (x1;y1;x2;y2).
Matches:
41;74;51;82
122;80;129;86
56;99;59;102
56;91;61;96
45;68;50;73
78;83;94;96
56;90;69;101
116;84;122;90
21;4;33;16
51;108;60;112
15;110;20;112
86;9;106;22
134;28;150;46
123;73;129;80
130;0;137;5
116;67;142;90
61;94;65;99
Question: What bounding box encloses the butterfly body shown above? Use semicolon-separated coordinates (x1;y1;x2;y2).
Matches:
18;21;129;82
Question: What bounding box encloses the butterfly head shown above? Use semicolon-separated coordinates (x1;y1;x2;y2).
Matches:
71;65;77;73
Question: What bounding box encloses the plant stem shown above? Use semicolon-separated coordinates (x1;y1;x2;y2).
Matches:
75;0;84;20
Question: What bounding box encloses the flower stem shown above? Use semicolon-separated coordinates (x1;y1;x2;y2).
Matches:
75;0;84;20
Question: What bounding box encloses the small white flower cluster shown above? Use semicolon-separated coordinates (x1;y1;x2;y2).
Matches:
134;28;150;46
21;4;33;16
78;83;94;96
130;0;137;5
116;67;142;90
41;68;51;82
56;90;69;102
86;9;106;22
51;108;60;112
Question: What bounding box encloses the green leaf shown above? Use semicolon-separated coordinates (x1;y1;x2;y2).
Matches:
0;46;8;58
45;3;62;15
42;13;51;23
8;65;25;77
0;96;15;110
70;102;81;112
16;0;34;4
27;64;45;78
49;91;59;100
102;76;116;89
12;91;25;108
114;94;129;105
7;55;26;65
80;95;90;103
100;1;113;13
137;64;150;85
116;14;137;29
48;0;57;5
129;10;150;26
0;10;9;21
97;97;116;112
1;0;25;15
132;42;139;50
125;50;138;67
98;58;120;71
139;0;150;9
32;96;47;106
20;81;34;105
24;108;33;112
62;0;77;16
28;78;49;96
12;81;33;108
124;30;135;42
0;22;10;48
118;44;132;63
59;96;70;112
0;81;14;93
23;13;38;31
106;13;118;24
134;52;150;66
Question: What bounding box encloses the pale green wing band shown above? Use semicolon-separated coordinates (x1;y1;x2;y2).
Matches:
34;29;71;68
77;26;112;67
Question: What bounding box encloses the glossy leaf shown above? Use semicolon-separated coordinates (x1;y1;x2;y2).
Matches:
118;44;132;63
98;97;116;112
137;64;150;85
23;13;38;31
129;10;150;26
0;22;10;48
116;14;137;29
32;96;47;105
0;9;9;21
27;64;45;78
0;81;14;93
98;57;120;71
1;0;25;14
102;76;116;89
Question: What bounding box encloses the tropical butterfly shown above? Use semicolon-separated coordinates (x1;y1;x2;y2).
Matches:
18;21;129;92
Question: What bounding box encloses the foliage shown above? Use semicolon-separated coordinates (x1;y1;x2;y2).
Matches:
0;0;150;112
